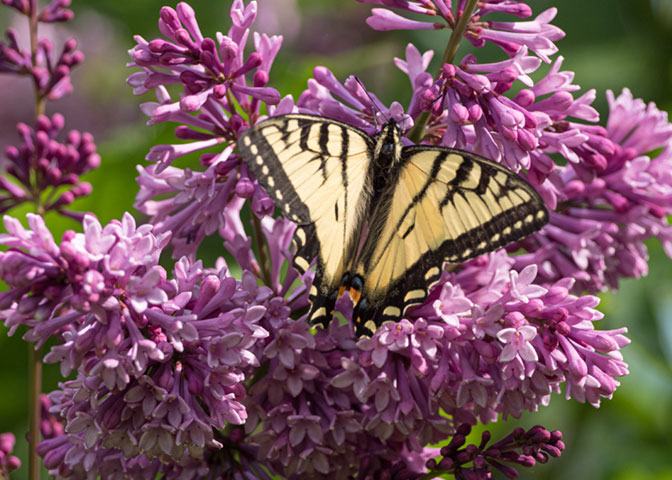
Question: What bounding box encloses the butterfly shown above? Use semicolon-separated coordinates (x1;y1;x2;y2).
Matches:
237;114;548;337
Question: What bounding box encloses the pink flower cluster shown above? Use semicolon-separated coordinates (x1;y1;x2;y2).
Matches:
1;113;98;218
0;213;274;478
127;0;292;259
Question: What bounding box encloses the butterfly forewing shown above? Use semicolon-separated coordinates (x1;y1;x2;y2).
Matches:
350;146;548;336
237;114;376;324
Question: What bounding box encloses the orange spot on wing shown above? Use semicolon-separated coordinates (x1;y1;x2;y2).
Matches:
337;286;362;306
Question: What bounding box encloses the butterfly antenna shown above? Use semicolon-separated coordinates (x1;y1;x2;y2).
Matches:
354;76;386;131
435;84;449;112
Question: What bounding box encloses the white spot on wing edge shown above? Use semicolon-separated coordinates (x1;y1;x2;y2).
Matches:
404;289;425;303
295;256;310;272
425;266;440;281
310;307;327;321
364;320;378;334
295;228;306;244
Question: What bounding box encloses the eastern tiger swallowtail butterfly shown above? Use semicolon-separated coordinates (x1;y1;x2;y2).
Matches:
237;114;548;337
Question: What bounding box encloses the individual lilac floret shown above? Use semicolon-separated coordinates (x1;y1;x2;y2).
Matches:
0;433;21;478
1;114;99;219
514;89;672;293
0;0;30;14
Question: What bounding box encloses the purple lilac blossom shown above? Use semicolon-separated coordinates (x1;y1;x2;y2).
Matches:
1;113;98;218
0;212;276;478
425;423;565;478
514;88;672;293
127;0;287;259
0;0;94;219
0;27;82;99
357;1;563;60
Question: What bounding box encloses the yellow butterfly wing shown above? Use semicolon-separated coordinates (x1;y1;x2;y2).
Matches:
350;146;548;336
237;114;375;325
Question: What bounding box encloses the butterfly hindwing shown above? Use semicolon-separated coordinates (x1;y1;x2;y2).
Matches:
237;114;376;326
350;146;548;336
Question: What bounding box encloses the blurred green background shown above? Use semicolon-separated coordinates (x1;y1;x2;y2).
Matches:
0;0;671;479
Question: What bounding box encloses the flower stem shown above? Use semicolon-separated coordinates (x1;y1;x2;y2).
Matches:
406;0;479;144
27;3;45;479
27;345;42;480
28;0;45;117
251;213;272;288
438;0;479;70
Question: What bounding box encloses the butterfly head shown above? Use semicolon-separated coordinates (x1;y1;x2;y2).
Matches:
373;119;403;170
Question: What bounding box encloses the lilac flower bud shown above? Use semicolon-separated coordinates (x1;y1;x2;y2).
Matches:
367;8;444;31
159;6;182;38
254;69;269;87
0;433;20;474
235;177;255;198
442;63;456;79
233;52;263;77
1;0;31;15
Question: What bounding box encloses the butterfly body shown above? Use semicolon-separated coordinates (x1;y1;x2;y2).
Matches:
237;114;548;337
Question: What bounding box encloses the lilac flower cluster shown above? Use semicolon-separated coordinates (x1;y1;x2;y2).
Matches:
242;250;627;476
127;0;289;258
0;212;280;478
426;423;564;479
0;26;82;99
356;0;563;61
515;89;672;292
1;113;99;218
0;0;94;219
